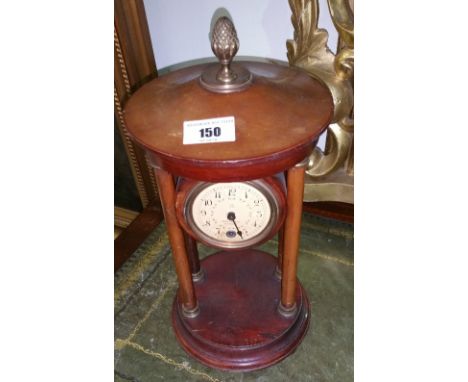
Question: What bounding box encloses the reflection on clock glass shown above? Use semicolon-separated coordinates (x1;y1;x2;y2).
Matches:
191;182;272;242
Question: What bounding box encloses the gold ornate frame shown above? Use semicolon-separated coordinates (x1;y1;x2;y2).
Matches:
288;0;354;203
114;0;160;228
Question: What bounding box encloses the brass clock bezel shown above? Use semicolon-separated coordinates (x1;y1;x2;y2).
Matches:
176;177;286;250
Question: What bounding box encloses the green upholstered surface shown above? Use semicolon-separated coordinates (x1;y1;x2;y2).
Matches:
115;212;353;381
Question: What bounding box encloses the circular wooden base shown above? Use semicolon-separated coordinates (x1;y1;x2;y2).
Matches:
172;249;310;371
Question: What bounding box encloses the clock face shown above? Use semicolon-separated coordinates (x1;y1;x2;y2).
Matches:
185;181;279;249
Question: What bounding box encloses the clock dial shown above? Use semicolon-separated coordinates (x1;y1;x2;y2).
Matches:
185;181;280;249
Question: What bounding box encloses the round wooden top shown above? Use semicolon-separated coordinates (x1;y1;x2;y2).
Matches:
124;61;333;181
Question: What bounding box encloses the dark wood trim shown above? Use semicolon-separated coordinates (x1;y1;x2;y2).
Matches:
114;201;164;272
114;0;159;211
302;201;354;224
114;0;158;91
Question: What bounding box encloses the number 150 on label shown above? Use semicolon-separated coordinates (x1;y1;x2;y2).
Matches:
183;116;236;145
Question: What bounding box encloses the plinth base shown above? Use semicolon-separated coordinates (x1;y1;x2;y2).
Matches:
172;249;310;371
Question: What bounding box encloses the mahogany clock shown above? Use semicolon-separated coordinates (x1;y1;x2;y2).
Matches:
123;17;333;371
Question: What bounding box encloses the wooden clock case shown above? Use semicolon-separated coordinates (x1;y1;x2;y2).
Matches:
123;17;334;372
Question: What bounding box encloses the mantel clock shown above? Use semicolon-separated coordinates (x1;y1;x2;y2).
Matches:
123;17;333;371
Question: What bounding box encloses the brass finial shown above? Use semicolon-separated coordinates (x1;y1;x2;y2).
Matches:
211;16;239;83
200;16;252;93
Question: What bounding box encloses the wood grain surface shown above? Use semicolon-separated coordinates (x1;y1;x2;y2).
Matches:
172;249;310;371
123;61;333;181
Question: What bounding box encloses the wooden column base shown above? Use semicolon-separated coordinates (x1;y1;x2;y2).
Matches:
172;250;310;371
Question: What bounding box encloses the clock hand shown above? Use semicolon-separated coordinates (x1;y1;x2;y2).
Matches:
227;212;243;239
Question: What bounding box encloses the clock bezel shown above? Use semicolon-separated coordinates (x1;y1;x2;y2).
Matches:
176;176;286;250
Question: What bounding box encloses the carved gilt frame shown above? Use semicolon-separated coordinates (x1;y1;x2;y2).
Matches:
288;0;354;203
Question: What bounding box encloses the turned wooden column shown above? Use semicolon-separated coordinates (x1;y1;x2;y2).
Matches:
183;233;203;281
275;227;285;280
153;168;199;317
279;159;307;315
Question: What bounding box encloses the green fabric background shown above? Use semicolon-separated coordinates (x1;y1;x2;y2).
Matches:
115;213;353;381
